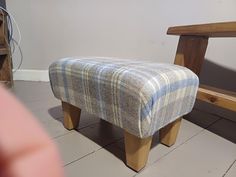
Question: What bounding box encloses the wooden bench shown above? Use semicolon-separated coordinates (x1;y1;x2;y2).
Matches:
167;21;236;112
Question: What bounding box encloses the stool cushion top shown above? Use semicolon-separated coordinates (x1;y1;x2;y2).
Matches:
49;57;199;137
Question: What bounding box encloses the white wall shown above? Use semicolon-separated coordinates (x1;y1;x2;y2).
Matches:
7;0;236;71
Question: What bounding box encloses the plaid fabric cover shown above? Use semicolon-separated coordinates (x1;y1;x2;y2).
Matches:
49;57;199;138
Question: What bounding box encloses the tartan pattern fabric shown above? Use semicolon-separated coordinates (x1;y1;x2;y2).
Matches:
49;57;199;138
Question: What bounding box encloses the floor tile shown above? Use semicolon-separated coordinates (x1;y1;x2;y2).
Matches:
108;119;203;165
11;81;236;177
195;100;236;123
46;104;64;119
11;81;51;93
105;143;126;162
184;109;220;128
32;104;101;138
39;117;70;138
207;119;236;143
148;119;203;164
225;161;236;177
33;111;69;138
77;112;101;129
24;98;61;115
55;131;101;165
47;106;101;130
11;81;54;103
65;148;136;177
110;138;125;152
79;120;124;147
137;130;236;177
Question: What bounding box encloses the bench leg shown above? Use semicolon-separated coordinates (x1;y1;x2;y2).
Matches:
160;118;182;147
62;101;81;130
124;131;152;172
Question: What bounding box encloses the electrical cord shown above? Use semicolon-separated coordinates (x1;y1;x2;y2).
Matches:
0;6;22;72
2;14;14;72
7;13;13;42
11;38;23;73
0;6;21;45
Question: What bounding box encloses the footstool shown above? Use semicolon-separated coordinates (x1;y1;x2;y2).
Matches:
49;57;199;171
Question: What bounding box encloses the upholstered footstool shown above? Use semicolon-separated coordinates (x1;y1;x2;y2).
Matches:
49;57;199;171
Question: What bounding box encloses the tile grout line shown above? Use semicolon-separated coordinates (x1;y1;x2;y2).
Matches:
222;159;236;177
14;82;235;177
64;151;96;167
194;108;235;122
59;112;223;173
204;118;222;129
154;117;222;162
133;132;205;177
51;108;223;174
91;137;125;153
62;136;124;167
60;114;225;175
100;137;124;150
134;117;223;176
52;121;101;139
52;121;124;167
53;131;72;139
77;121;101;131
53;130;79;140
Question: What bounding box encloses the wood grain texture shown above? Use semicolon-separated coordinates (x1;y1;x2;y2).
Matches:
62;101;81;130
0;15;2;25
124;131;152;172
197;86;236;112
0;47;8;55
160;118;182;147
0;10;13;87
174;35;208;75
0;54;13;88
167;21;236;37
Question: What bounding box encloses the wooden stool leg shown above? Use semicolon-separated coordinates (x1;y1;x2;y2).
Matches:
124;131;152;172
160;118;182;147
62;101;81;130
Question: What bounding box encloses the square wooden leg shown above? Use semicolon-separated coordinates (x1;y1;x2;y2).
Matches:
62;101;81;130
124;131;152;172
160;118;182;147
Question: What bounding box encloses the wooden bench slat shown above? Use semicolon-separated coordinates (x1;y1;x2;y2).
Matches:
167;21;236;37
197;85;236;112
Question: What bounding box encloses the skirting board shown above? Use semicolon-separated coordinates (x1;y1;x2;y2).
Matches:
13;69;49;82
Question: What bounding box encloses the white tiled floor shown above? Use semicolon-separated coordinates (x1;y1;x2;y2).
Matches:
10;81;236;177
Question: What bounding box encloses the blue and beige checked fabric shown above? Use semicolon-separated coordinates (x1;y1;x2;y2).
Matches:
49;57;199;138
